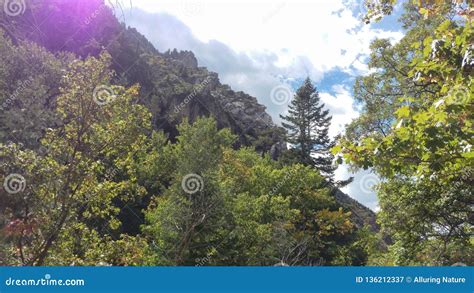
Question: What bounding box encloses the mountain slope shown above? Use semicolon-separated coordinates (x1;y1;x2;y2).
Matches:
334;189;378;230
1;0;283;152
0;0;376;230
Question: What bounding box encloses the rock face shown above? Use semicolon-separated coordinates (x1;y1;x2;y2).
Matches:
0;0;284;151
163;49;198;69
333;189;378;231
145;51;283;149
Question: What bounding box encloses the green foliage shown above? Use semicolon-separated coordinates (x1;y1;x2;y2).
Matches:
0;0;380;267
144;124;367;265
361;0;469;24
143;117;235;265
0;52;155;265
336;4;473;265
0;29;73;149
361;0;397;23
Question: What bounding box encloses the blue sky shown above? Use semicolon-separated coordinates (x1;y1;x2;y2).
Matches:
118;0;406;210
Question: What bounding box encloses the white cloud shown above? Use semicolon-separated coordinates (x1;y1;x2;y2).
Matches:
119;0;405;210
320;85;360;138
127;0;403;76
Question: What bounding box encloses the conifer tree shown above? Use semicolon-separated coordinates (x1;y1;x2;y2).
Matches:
280;78;338;182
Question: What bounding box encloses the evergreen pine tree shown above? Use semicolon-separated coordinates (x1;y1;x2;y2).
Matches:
280;77;339;183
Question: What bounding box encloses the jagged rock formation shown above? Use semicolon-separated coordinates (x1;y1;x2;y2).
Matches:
163;49;198;68
1;0;283;151
0;0;286;157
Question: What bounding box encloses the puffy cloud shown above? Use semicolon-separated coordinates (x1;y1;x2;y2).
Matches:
320;84;360;138
126;0;403;74
119;0;404;210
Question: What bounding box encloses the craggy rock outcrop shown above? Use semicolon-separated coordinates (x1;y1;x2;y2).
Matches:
1;0;284;151
163;49;198;68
